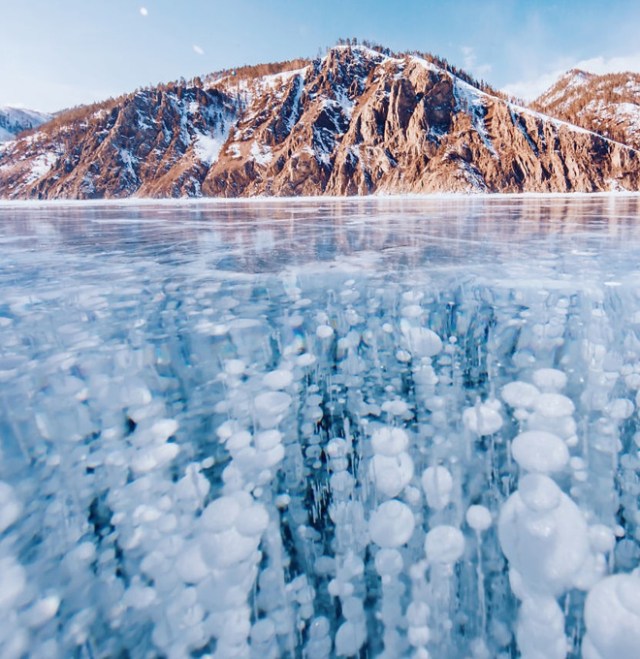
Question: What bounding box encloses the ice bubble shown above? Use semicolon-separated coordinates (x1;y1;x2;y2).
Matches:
371;427;409;456
201;496;241;532
263;369;293;390
254;430;283;451
0;556;26;609
404;326;443;358
254;391;292;424
407;601;430;626
251;618;276;644
309;615;331;638
501;381;540;409
517;473;561;512
374;548;404;577
342;597;365;622
335;620;366;656
226;430;252;452
235;504;269;536
224;359;245;376
296;353;316;367
369;500;415;548
381;399;410;416
532;369;567;392
534;393;575;418
606;398;634;420
511;431;569;473
176;542;210;584
583;573;640;659
424;525;465;564
462;402;503;435
217;420;241;441
402;304;423;318
316;324;334;339
201;528;260;568
131;443;180;474
466;505;492;532
517;595;567;659
330;471;355;495
499;474;590;595
339;553;365;580
408;626;431;647
149;418;179;442
23;595;61;627
421;466;453;510
369;453;414;498
588;525;616;553
259;443;285;468
0;482;21;533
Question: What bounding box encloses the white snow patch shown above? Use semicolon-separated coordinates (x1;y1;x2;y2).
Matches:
453;80;497;157
25;152;58;184
250;141;273;166
194;115;234;166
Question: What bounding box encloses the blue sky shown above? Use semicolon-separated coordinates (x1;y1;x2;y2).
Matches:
2;0;640;111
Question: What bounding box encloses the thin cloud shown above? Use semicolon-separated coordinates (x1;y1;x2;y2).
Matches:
460;46;493;79
503;53;640;101
193;45;205;56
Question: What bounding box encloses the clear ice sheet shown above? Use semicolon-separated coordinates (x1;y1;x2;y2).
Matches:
1;196;640;658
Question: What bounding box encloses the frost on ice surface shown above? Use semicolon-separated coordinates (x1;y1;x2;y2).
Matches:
2;196;640;657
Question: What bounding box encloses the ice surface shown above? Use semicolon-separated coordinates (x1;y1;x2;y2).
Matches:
1;195;640;657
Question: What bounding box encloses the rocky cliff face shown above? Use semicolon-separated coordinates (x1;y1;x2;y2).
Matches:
1;46;639;199
534;69;640;151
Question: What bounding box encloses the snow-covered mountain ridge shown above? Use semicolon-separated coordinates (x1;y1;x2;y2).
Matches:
534;69;640;150
0;106;53;143
1;45;639;198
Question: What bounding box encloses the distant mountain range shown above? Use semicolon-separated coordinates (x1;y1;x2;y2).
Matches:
0;106;52;143
1;45;639;199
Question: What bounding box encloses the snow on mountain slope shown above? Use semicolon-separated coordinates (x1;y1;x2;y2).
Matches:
0;45;639;199
534;70;640;150
0;107;53;142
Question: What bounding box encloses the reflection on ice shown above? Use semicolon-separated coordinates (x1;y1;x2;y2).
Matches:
1;196;640;657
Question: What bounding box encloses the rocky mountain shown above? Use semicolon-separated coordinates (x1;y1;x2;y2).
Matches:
0;106;53;143
1;45;639;199
534;69;640;150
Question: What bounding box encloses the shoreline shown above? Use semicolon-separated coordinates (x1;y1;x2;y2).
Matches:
1;190;640;209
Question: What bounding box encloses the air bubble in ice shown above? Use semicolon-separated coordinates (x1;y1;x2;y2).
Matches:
583;573;640;659
369;500;415;548
462;402;503;435
421;466;453;510
424;525;465;564
501;381;540;409
532;369;567;392
511;431;570;474
466;505;492;532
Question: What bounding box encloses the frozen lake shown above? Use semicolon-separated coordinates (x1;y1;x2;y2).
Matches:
1;195;640;658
